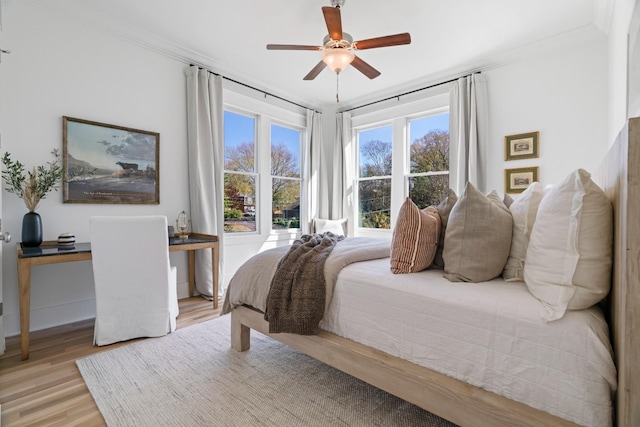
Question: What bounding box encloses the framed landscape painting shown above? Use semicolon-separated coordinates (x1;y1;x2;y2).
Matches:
62;116;160;204
505;167;538;194
504;131;539;161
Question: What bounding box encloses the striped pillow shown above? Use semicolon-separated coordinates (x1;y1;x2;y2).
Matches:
391;198;441;274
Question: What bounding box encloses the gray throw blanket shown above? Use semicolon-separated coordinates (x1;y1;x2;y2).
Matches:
264;232;345;335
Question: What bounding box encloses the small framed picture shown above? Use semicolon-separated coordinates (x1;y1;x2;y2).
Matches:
505;167;539;194
505;131;539;161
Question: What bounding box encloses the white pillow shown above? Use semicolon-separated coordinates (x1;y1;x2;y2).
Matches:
524;169;613;321
313;218;347;236
502;182;544;281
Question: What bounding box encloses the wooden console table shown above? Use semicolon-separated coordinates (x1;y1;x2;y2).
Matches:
16;233;219;360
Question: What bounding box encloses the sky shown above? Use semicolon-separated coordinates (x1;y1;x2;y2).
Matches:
224;110;447;171
66;120;157;170
359;112;449;143
224;110;301;169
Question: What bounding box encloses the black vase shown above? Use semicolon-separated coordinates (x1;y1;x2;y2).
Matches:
22;212;43;247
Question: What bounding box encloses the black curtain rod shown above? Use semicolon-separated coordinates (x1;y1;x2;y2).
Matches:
193;65;320;113
341;72;481;113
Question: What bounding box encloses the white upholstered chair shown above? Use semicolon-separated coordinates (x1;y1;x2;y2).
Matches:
90;215;179;346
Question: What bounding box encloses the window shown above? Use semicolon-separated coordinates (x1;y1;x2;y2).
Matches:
356;125;392;229
224;111;257;233
407;114;450;209
223;94;307;236
351;93;450;234
271;124;301;230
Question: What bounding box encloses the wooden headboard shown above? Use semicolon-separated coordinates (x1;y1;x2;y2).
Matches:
593;116;640;427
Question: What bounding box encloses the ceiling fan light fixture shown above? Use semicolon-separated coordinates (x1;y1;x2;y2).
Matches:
322;47;354;73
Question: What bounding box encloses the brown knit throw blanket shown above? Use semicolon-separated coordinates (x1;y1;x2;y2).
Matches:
264;232;345;335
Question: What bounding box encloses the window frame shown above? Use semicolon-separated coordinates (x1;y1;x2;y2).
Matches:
223;91;308;242
223;108;259;234
349;91;450;237
270;121;303;232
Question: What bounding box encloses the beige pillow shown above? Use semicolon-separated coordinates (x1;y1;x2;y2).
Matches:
443;183;513;282
502;182;544;281
391;198;441;274
524;169;613;321
503;193;514;208
432;188;457;269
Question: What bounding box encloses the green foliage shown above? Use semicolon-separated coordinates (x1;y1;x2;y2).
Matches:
361;212;391;229
66;166;97;182
272;217;300;229
224;209;243;219
1;149;64;212
408;129;450;209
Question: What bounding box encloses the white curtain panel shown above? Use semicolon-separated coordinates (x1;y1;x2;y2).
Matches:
335;112;353;234
185;66;224;297
306;110;323;233
449;74;489;194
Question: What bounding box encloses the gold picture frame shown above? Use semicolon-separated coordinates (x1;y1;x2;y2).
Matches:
505;131;539;161
63;116;160;204
505;167;538;194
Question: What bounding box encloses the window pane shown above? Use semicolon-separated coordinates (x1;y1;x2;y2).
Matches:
358;126;392;178
408;175;449;209
224;111;255;173
272;178;300;230
224;173;256;233
271;124;300;178
409;114;449;173
358;178;391;229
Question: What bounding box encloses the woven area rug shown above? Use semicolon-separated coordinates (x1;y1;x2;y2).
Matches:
77;315;458;427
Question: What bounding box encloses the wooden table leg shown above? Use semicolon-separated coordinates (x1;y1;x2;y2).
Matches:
17;259;31;360
212;243;219;309
188;250;195;297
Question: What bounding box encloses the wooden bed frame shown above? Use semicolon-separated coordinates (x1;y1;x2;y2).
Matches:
230;116;640;427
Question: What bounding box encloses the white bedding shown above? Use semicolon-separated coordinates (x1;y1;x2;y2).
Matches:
223;244;617;427
318;258;617;427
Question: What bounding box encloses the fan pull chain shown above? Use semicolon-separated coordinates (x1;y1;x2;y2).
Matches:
336;72;340;103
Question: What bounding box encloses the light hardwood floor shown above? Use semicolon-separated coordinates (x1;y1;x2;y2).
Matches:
0;297;222;426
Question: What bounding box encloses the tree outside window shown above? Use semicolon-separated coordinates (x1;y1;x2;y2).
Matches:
271;124;301;230
355;112;449;232
357;126;392;229
407;115;449;208
224;111;257;233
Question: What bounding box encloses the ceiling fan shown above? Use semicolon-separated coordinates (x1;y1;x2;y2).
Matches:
266;0;411;82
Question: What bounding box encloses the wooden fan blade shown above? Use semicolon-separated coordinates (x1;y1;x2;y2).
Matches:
322;6;343;41
303;61;327;80
351;55;381;79
354;33;412;50
267;44;322;51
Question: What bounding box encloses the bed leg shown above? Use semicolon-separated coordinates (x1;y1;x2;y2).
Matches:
230;310;250;351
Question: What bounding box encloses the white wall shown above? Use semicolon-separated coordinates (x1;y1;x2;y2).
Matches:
0;2;192;336
485;36;609;193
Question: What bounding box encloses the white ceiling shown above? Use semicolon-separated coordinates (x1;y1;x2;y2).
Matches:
24;0;610;110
